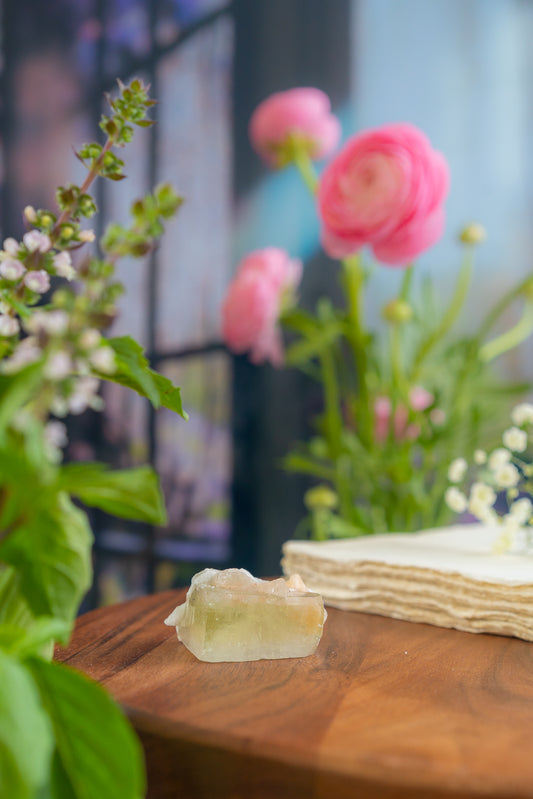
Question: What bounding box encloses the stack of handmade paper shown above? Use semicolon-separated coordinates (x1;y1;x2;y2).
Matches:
281;525;533;642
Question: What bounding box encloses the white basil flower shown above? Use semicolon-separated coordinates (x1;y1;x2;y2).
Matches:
0;259;26;281
24;270;51;294
2;238;20;256
23;230;51;253
89;346;116;374
53;251;76;281
44;351;72;381
0;316;20;337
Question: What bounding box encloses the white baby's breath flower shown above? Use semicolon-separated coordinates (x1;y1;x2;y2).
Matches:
468;496;499;526
473;449;487;465
511;403;533;427
23;230;51;253
24;270;50;294
509;497;532;524
488;447;512;470
53;251;75;281
445;486;467;514
502;426;528;453
2;237;19;256
44;351;72;381
448;457;467;483
0;316;20;337
89;346;116;374
492;462;520;489
470;481;496;506
0;259;26;281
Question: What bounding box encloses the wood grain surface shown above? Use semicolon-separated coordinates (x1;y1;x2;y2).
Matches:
56;589;533;799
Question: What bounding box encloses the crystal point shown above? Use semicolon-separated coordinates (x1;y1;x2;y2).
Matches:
164;568;326;662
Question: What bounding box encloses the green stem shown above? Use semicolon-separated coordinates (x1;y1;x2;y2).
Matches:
479;301;533;362
390;265;413;397
342;255;372;446
411;248;474;381
319;349;342;459
292;147;318;195
476;274;533;342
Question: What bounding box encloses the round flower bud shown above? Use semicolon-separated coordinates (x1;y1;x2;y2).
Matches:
459;223;486;246
23;206;37;224
44;351;72;380
89;346;116;374
382;298;413;324
79;229;96;243
53;251;75;281
304;485;339;511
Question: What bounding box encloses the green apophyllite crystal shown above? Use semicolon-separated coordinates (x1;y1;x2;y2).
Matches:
164;568;326;663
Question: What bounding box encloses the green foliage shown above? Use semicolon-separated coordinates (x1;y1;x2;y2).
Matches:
58;463;167;525
0;77;187;798
29;659;146;799
105;335;188;418
0;653;54;799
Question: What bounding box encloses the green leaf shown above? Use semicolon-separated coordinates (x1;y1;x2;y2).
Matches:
104;335;188;419
0;652;54;799
105;336;159;406
0;362;43;440
0;494;93;624
28;659;146;799
150;370;188;419
58;462;167;525
0;617;71;658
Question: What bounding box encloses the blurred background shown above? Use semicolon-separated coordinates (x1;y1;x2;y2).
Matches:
1;0;533;606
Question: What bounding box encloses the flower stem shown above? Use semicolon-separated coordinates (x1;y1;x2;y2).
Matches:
292;148;319;195
342;254;372;446
476;274;533;341
390;265;413;397
479;301;533;362
319;348;343;459
411;247;473;381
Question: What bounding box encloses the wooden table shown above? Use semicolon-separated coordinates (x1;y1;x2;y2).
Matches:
56;589;533;799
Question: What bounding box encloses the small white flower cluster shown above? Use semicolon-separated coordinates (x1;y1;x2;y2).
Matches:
445;403;533;553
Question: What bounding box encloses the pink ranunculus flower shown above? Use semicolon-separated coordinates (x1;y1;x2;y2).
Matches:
222;248;302;366
373;386;435;444
249;88;341;168
318;123;449;266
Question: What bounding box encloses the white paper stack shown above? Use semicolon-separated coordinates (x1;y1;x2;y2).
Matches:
281;525;533;641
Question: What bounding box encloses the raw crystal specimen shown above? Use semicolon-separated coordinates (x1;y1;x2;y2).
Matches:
164;568;327;662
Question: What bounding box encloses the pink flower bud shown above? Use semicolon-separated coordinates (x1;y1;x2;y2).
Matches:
249;88;341;167
409;386;434;412
222;248;302;366
24;270;50;293
318;123;449;265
